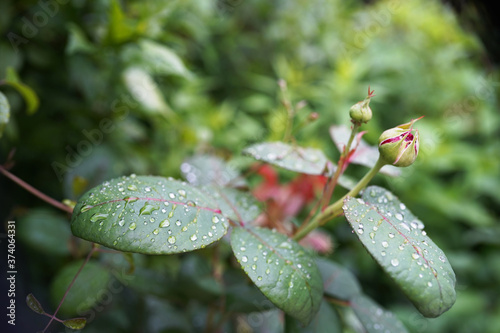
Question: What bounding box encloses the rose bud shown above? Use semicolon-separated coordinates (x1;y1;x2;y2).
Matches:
349;87;375;124
378;117;422;167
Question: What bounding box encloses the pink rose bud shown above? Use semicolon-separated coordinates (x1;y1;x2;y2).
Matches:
378;117;422;167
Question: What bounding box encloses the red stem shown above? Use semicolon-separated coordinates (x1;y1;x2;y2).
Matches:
0;165;73;214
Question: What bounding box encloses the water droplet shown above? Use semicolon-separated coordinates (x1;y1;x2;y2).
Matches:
421;230;427;236
439;255;446;263
289;281;294;288
399;203;406;210
278;242;292;249
240;246;246;252
382;241;389;248
168;192;175;199
412;253;420;260
187;200;196;207
265;268;270;275
391;259;399;267
257;276;262;281
395;213;403;221
144;186;151;192
181;226;188;232
381;251;386;256
140;204;157;216
175;220;181;226
212;216;220;224
127;184;138;191
388;233;395;238
129;222;137;231
357;228;364;234
399;223;411;232
427;282;433;287
166;236;175;244
410;221;419;229
241;256;248;263
124;196;138;203
153;228;159;235
370;189;377;197
90;213;108;223
251;264;257;271
159;219;170;228
80;205;93;213
177;189;186;197
190;234;197;241
369;232;376;239
118;219;125;226
118;187;124;192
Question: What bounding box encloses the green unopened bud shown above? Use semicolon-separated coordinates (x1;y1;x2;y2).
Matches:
349;87;375;124
378;117;422;167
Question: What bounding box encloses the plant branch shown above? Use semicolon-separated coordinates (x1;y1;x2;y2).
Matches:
0;165;73;214
293;157;386;241
43;243;97;332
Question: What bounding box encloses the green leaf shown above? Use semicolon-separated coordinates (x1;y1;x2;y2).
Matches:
181;154;242;187
18;208;72;256
63;317;87;330
71;175;229;254
4;67;39;114
106;0;136;44
66;23;96;55
243;142;331;175
315;258;361;301
230;226;323;325
26;293;45;314
50;261;112;316
0;91;10;137
343;186;456;317
206;186;261;224
285;300;342;333
330;125;400;177
137;39;193;78
350;295;408;333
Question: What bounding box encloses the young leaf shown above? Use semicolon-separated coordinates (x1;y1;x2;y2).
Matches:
26;294;45;314
243;142;331;175
330;125;400;176
230;226;323;325
4;67;39;114
350;295;408;333
63;317;87;330
315;258;362;301
343;186;456;317
71;175;229;254
0;91;10;137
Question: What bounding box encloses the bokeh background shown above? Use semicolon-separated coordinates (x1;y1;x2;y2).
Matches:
1;0;499;332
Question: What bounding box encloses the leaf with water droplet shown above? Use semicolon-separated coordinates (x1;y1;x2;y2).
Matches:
330;125;400;177
350;295;409;333
315;258;362;301
62;317;87;330
71;175;228;254
180;154;244;187
204;186;261;224
343;186;456;317
243;142;331;175
230;226;322;325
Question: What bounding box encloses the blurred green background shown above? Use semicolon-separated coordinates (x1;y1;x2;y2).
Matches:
1;0;499;332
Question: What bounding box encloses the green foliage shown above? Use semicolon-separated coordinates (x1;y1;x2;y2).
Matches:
1;0;499;331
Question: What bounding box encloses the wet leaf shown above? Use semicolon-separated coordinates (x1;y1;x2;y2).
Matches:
63;317;87;330
26;294;45;314
4;67;39;114
206;186;261;225
343;186;456;317
231;226;322;325
181;154;242;187
243;142;330;175
71;175;229;254
330;125;400;176
50;261;111;316
315;258;361;301
0;91;10;137
350;295;408;333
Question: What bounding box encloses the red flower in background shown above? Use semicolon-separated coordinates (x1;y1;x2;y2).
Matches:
252;164;332;253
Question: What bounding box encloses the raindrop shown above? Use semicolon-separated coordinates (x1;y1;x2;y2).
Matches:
167;236;176;244
168;192;175;199
257;276;262;281
153;229;159;235
253;256;258;262
212;216;220;224
187;200;196;207
80;205;93;213
181;226;188;232
159;219;170;228
391;259;399;267
118;187;124;192
381;251;386;256
399;223;411;232
278;242;292;249
240;246;246;252
175;220;181;226
90;213;108;223
412;253;420;260
127;184;138;191
118;219;125;226
410;221;418;229
289;281;294;288
124;196;138;203
370;189;377;197
140;204;157;216
190;234;198;241
251;264;257;271
129;222;137;231
241;256;248;263
427;282;433;287
381;241;389;248
439;255;446;263
395;213;403;221
145;186;151;192
178;189;187;197
388;233;395;238
265;268;270;275
400;203;406;210
421;230;427;236
357;228;364;235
